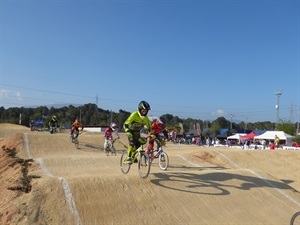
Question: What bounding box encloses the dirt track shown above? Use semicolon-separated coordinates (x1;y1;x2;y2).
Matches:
1;124;300;225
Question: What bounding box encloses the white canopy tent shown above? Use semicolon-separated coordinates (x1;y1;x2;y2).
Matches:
227;133;246;140
254;131;294;146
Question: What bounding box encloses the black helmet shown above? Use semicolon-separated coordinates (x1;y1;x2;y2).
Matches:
156;117;166;129
138;100;151;116
158;117;166;125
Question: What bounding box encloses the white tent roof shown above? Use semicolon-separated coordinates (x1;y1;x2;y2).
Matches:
227;133;246;140
254;131;294;140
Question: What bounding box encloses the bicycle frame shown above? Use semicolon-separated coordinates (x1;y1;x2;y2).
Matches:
131;146;145;163
50;126;58;134
105;139;116;156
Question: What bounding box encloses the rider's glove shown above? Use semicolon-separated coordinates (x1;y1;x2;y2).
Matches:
150;134;156;139
126;132;133;140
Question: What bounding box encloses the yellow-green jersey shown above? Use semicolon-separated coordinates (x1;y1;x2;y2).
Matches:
123;111;152;134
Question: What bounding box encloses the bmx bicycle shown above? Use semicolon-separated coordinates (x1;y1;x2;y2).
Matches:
120;145;151;179
104;139;117;156
50;126;58;134
290;211;300;225
149;138;169;171
70;130;80;149
120;130;151;179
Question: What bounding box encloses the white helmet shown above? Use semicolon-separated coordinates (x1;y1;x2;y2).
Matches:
110;122;118;131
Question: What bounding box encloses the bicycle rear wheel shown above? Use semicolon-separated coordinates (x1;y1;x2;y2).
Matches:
138;153;151;179
120;152;131;174
290;211;300;225
158;152;169;171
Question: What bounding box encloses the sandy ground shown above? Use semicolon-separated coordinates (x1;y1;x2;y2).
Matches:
0;123;300;225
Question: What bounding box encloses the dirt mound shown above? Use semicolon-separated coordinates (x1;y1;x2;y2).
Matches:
192;150;229;168
0;132;39;225
0;133;24;224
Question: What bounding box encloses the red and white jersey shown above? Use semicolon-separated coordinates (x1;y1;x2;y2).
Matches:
104;127;113;140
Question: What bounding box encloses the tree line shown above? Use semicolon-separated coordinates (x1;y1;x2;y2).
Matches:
0;103;298;137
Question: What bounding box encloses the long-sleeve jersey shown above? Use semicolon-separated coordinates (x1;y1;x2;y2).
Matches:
49;119;58;127
151;122;168;139
104;127;119;140
123;111;153;134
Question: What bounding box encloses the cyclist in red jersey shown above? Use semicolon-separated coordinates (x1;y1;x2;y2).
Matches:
146;117;168;155
103;122;119;150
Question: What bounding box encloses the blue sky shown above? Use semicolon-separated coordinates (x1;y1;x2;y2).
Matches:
0;0;299;123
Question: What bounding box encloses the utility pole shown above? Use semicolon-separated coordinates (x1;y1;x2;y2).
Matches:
289;102;296;123
244;117;248;133
80;108;82;122
96;94;99;125
110;110;112;124
230;113;234;131
275;90;282;130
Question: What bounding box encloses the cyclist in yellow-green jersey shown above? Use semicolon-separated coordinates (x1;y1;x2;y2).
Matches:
123;100;155;163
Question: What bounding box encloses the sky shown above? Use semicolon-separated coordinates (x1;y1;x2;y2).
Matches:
0;0;299;123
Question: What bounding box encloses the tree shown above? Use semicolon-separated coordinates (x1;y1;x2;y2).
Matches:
277;122;296;136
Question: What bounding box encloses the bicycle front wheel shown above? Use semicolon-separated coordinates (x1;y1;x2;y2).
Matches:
138;153;151;179
74;138;79;149
105;148;110;156
120;152;131;174
158;152;169;171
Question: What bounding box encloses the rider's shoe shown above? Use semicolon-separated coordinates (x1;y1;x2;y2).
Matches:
125;157;132;164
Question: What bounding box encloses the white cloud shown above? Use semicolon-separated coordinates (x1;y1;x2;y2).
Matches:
0;89;10;99
16;91;22;101
0;89;23;106
212;109;225;117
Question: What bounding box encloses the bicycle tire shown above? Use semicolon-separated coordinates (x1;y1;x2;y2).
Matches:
290;211;300;225
105;148;110;156
158;152;169;171
138;152;151;179
111;147;117;156
120;152;131;174
74;138;79;149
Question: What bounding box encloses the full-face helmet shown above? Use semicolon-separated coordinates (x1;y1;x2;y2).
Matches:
138;100;151;116
52;115;57;121
156;117;166;129
110;122;118;131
